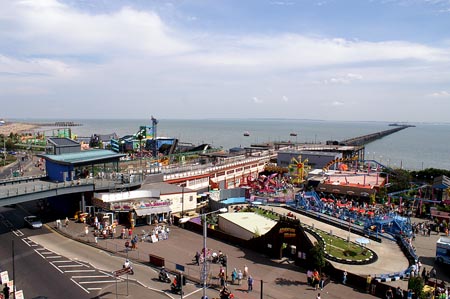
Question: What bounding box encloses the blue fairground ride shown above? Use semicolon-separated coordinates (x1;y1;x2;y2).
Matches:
291;190;413;241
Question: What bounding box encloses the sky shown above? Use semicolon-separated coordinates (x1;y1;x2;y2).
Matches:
1;0;450;122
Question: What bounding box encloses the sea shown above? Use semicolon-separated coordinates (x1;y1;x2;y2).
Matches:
14;118;450;171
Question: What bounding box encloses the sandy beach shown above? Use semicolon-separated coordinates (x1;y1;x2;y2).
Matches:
0;122;39;135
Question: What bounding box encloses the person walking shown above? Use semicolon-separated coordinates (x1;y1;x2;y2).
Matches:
3;283;10;299
316;293;321;299
366;274;372;293
342;270;347;285
237;269;243;285
243;264;249;278
247;275;253;292
195;251;200;266
385;287;394;299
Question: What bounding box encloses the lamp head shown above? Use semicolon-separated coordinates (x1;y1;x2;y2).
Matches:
179;217;191;224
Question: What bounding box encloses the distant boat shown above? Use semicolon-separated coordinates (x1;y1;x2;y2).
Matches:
290;132;297;137
243;131;250;137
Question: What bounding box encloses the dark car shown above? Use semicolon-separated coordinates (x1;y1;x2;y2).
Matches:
24;216;43;229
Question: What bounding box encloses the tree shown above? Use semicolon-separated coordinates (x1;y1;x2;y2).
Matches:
309;241;326;273
407;276;424;299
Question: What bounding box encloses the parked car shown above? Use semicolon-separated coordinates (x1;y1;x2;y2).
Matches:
24;216;43;229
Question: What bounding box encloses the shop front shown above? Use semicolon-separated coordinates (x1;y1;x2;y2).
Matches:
92;190;171;227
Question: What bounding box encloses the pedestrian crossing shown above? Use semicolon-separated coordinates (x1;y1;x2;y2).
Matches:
22;237;122;293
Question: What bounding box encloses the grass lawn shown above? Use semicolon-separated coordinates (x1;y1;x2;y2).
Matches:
316;230;371;260
254;208;280;221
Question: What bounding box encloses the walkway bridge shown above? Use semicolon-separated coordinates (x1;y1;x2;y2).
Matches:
0;175;143;207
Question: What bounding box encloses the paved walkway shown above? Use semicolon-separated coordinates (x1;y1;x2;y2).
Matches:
50;218;383;299
24;196;450;299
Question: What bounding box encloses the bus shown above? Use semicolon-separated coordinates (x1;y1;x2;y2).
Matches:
436;237;450;265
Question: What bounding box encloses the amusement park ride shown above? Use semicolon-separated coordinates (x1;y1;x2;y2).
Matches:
288;155;311;186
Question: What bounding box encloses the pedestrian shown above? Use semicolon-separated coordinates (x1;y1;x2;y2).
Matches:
237;269;243;285
231;268;238;285
85;225;89;236
128;228;132;239
371;279;377;295
313;269;320;291
316;293;321;299
386;288;394;299
342;270;347;285
395;286;403;299
406;289;413;299
195;251;200;266
247;275;253;292
431;267;437;278
121;228;126;239
366;274;372;293
319;273;325;290
307;269;313;286
65;217;69;227
243;264;249;278
3;283;10;299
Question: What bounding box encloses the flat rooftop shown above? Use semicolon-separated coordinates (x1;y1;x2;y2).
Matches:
219;212;277;236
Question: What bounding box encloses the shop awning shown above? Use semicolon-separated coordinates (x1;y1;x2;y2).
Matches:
135;206;172;216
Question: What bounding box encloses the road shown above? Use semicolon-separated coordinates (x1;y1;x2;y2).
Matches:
0;206;90;299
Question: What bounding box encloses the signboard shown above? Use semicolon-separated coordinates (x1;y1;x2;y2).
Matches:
176;264;185;272
0;271;9;284
14;290;24;299
113;267;132;277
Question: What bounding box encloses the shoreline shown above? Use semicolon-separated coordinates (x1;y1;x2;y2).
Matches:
0;122;40;135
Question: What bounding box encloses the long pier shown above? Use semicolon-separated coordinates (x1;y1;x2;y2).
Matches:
339;126;411;146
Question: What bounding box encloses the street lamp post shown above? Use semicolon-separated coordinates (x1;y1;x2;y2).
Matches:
180;207;227;299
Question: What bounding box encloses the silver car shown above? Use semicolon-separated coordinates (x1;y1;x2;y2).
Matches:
24;216;43;229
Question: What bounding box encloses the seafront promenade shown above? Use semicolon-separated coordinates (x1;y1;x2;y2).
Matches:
25;204;447;299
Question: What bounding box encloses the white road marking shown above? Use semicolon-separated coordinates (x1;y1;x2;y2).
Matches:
64;270;96;273
71;275;110;279
46;256;62;259
12;229;24;237
70;278;90;294
58;264;87;268
78;280;118;284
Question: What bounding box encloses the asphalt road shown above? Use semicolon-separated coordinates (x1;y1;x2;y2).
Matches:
0;206;91;299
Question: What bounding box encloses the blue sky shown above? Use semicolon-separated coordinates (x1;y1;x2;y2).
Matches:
1;0;450;122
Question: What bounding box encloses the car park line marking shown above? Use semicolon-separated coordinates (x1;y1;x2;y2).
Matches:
40;251;56;255
70;278;89;294
58;264;88;268
12;229;24;237
64;269;96;273
34;249;47;259
72;275;111;278
52;260;74;263
49;262;64;274
46;255;62;259
87;288;102;291
21;238;33;246
78;280;118;284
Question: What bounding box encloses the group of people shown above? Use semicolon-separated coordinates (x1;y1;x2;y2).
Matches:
307;269;326;291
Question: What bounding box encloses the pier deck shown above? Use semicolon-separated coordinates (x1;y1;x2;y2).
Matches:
339;126;410;146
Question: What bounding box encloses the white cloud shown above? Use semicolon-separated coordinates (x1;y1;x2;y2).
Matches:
282;95;289;102
321;73;363;84
1;0;193;56
0;55;77;78
428;91;450;97
331;101;345;106
253;96;263;104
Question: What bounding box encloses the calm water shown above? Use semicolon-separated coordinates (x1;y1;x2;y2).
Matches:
15;118;450;171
